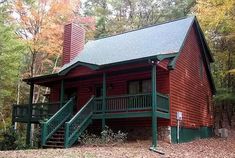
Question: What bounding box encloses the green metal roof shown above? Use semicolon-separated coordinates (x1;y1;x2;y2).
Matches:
59;16;196;74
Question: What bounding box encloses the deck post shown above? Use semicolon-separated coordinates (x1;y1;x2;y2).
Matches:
26;83;34;146
102;72;106;130
60;79;64;107
151;62;157;148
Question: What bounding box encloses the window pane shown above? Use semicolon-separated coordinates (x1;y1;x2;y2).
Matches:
129;81;140;94
142;80;151;93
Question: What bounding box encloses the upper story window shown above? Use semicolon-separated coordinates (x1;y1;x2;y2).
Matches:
128;79;151;94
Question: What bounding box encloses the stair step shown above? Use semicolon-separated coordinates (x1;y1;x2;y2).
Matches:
49;137;64;141
57;128;65;131
52;133;64;138
55;132;64;135
47;141;64;145
43;144;64;149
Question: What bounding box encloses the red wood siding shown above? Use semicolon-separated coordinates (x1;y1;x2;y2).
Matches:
50;85;60;102
169;23;213;128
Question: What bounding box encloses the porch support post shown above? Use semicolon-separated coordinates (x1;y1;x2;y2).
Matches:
102;72;106;130
60;79;64;107
151;62;157;148
26;83;34;146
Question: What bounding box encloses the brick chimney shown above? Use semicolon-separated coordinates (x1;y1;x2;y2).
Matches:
62;23;85;65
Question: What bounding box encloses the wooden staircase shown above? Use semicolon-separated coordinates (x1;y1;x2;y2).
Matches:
40;96;94;148
43;126;65;148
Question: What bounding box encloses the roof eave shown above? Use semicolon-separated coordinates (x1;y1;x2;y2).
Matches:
59;61;100;75
194;18;214;63
22;73;59;84
98;53;178;70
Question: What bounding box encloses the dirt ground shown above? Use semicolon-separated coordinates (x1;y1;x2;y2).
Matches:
0;130;235;158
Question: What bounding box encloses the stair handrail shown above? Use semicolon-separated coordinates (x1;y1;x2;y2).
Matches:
41;97;75;146
64;96;94;148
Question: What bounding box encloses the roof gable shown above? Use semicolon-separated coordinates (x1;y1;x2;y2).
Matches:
167;19;216;94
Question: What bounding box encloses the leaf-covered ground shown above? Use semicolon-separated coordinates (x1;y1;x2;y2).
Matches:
0;130;235;158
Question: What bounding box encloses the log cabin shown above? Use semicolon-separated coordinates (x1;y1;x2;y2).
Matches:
12;16;215;149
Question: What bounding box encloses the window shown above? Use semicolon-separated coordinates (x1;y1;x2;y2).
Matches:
128;81;140;94
128;79;151;94
142;80;151;93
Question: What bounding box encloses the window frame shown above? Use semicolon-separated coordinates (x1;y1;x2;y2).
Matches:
127;78;151;94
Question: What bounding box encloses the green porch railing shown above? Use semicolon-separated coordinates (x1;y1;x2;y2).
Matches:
64;96;94;148
12;102;60;123
156;93;169;112
94;97;102;112
93;93;169;113
41;97;75;146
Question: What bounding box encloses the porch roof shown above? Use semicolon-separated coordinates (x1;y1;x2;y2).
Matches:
22;73;60;85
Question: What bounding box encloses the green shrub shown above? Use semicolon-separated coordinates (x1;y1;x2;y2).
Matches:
79;126;127;146
0;126;27;150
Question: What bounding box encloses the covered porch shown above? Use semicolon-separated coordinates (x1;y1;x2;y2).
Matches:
12;60;170;150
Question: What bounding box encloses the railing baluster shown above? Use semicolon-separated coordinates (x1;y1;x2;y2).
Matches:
111;98;113;111
122;98;124;111
118;98;120;110
115;98;117;111
143;96;145;108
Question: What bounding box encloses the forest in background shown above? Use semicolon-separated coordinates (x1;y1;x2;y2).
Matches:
0;0;234;133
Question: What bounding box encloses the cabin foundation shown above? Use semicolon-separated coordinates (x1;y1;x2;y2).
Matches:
158;126;171;143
